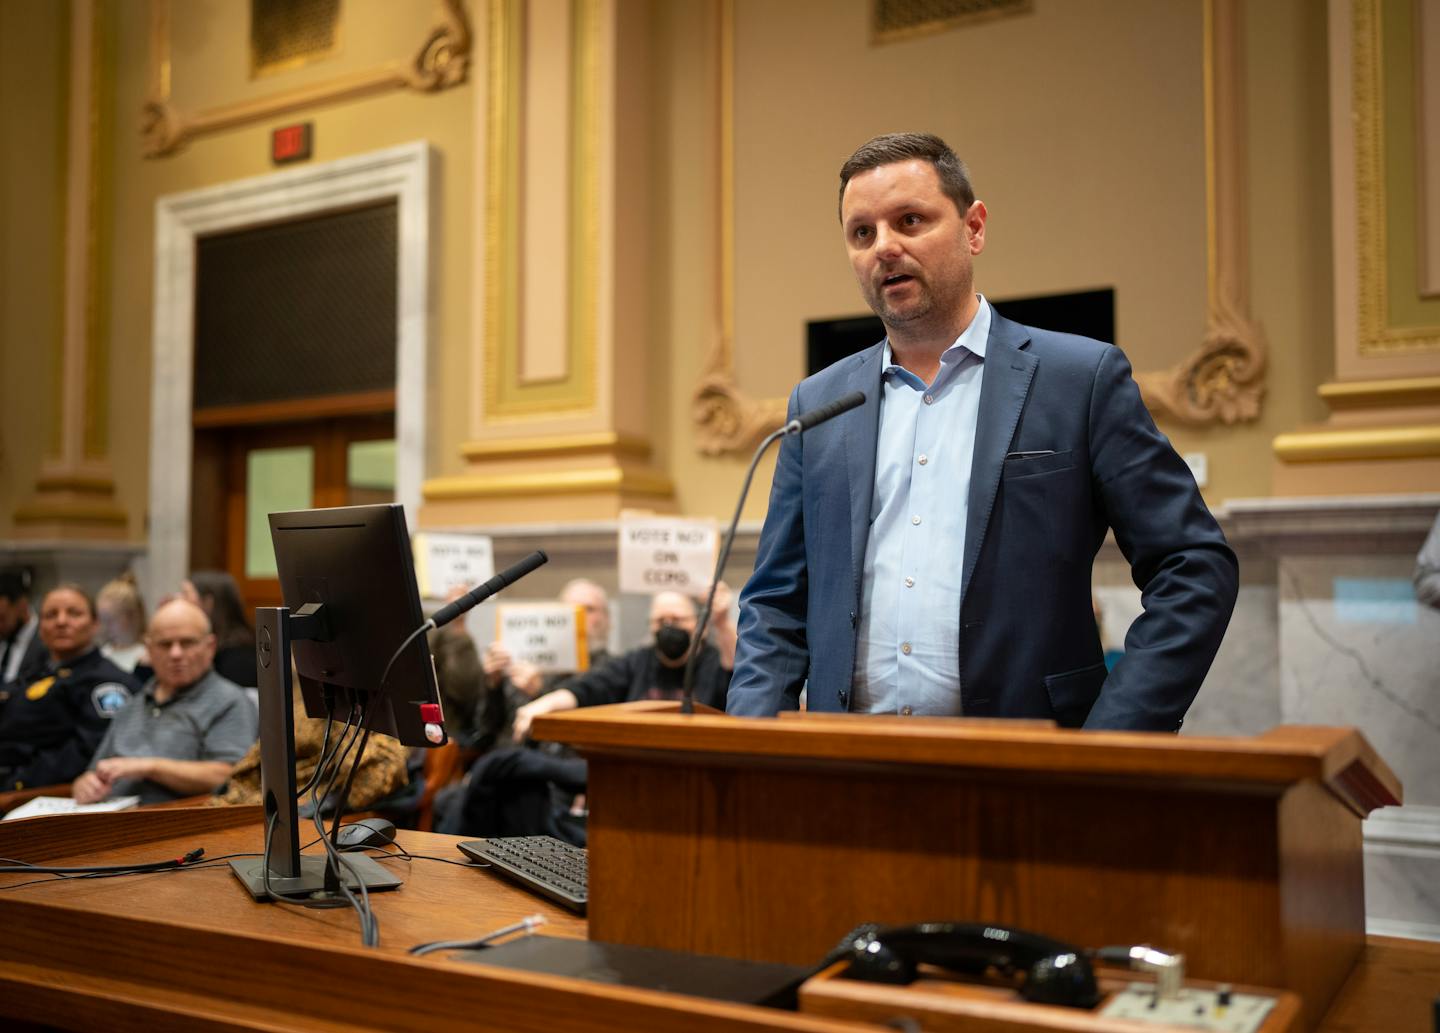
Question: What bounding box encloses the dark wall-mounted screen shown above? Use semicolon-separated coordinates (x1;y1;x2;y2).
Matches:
805;288;1115;377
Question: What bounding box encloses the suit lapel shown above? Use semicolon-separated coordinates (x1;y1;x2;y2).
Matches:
962;314;1036;605
845;345;885;596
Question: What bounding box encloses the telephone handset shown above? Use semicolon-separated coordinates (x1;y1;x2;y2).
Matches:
836;922;1100;1008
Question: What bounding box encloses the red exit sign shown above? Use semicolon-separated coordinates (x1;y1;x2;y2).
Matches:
271;123;313;164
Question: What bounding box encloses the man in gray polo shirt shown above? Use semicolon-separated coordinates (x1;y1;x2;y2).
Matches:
72;598;257;805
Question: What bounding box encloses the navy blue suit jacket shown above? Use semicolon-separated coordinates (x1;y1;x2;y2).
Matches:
726;313;1238;730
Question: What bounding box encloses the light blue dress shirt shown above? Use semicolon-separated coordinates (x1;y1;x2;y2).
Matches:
851;296;991;715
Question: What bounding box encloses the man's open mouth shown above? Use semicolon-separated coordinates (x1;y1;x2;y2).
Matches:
881;274;913;288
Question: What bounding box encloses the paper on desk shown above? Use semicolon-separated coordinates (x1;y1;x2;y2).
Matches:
2;795;141;822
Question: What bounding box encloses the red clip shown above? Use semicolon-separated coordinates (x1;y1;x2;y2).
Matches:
420;702;442;723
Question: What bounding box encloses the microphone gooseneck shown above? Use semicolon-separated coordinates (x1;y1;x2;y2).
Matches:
682;390;867;714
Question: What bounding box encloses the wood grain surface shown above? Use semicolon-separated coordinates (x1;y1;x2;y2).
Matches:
542;705;1401;1032
0;803;1430;1031
0;809;871;1032
533;706;1402;815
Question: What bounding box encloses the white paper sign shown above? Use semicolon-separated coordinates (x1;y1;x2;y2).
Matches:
496;603;587;674
413;532;496;600
618;516;718;595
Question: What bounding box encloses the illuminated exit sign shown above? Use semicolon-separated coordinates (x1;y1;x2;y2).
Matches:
271;123;313;165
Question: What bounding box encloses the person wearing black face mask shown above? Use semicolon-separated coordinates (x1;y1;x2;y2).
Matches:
510;587;736;742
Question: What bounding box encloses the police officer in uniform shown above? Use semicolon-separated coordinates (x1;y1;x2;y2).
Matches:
0;584;141;792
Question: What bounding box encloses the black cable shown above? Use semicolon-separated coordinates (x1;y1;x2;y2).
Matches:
294;696;340;799
307;695;380;944
0;848;204;875
357;843;490;869
259;811;357;912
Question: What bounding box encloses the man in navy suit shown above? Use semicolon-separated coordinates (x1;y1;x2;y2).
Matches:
726;133;1237;730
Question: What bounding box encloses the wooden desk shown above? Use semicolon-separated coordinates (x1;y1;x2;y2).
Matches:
0;806;1431;1032
0;807;862;1033
537;707;1401;1031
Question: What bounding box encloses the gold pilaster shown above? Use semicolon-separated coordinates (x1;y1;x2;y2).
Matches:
1272;0;1440;495
423;0;672;527
15;0;127;540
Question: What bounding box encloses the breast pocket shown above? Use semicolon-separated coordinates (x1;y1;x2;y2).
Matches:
1002;448;1076;480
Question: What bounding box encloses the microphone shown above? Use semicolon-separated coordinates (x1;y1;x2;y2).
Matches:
682;391;867;713
430;550;548;629
785;390;865;435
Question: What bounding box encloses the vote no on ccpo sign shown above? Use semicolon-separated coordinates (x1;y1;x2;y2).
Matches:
618;515;718;595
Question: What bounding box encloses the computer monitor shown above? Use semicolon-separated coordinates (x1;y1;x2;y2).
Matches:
231;502;445;901
270;503;445;748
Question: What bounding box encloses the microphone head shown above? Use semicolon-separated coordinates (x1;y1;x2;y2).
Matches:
794;390;867;432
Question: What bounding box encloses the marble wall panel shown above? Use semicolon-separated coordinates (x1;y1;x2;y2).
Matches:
1279;554;1440;809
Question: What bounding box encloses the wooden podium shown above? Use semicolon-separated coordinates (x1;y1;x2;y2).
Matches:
533;704;1402;1031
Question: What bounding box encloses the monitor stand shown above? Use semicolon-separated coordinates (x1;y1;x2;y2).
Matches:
229;605;402;900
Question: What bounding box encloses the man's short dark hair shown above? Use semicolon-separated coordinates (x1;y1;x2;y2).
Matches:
838;132;975;221
0;568;33;603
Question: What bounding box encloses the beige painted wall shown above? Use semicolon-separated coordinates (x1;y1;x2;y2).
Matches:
660;0;1335;521
0;0;1341;547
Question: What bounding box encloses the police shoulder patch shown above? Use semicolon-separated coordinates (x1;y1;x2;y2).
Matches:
91;683;132;717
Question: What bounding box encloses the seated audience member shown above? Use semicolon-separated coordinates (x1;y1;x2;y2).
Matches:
183;570;258;687
0;568;48;688
97;572;148;673
0;585;142;791
439;586;733;844
511;585;735;739
72;598;257;805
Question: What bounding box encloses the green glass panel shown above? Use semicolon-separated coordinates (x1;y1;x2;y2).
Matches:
348;439;396;491
246;446;314;579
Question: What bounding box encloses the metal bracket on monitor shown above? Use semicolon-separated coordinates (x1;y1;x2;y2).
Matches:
229;606;400;901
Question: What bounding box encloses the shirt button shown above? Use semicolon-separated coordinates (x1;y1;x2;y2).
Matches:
901;642;912;655
911;515;921;525
904;576;914;587
923;394;934;405
901;705;913;716
917;454;928;465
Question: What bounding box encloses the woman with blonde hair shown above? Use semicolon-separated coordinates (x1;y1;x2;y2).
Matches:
97;572;148;673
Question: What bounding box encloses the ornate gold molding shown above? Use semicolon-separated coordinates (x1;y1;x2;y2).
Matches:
1135;0;1267;425
423;466;674;500
141;0;471;159
1351;0;1440;354
692;0;786;456
1272;424;1440;462
1319;375;1440;410
461;431;652;461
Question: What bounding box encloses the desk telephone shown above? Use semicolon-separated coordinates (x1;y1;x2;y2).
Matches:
828;922;1287;1032
834;921;1105;1007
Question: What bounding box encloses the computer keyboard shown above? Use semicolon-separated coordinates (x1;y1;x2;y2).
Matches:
458;835;588;914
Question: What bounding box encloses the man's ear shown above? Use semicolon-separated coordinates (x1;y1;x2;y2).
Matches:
966;200;988;255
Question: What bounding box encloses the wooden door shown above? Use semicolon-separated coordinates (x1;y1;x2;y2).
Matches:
190;403;395;617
